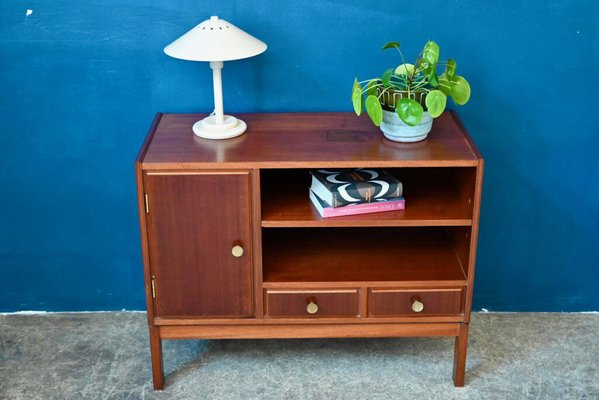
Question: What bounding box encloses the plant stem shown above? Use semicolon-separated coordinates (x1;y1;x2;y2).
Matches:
377;87;392;100
396;48;407;67
357;79;377;85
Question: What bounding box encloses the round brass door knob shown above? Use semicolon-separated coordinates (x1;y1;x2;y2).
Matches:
231;245;244;258
306;302;319;314
412;300;424;313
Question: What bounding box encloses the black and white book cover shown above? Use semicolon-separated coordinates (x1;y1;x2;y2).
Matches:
309;169;403;207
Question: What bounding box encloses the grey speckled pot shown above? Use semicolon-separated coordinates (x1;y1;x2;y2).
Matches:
380;110;433;142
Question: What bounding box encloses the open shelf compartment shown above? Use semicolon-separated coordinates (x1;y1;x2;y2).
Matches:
260;168;476;227
262;227;467;285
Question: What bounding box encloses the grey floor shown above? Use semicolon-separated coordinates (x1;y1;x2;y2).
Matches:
0;313;597;400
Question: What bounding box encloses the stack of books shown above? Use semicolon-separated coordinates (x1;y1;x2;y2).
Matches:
309;169;405;218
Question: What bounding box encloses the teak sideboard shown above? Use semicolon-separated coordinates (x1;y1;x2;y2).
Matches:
135;112;484;389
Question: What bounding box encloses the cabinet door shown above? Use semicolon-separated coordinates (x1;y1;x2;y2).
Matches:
144;171;253;317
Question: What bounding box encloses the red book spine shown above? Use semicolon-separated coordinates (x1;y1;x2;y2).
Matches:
322;198;405;218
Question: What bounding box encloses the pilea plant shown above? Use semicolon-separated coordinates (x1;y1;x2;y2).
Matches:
352;41;471;127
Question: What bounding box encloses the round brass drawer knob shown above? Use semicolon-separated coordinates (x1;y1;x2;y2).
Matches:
231;245;244;258
412;300;424;313
306;301;319;314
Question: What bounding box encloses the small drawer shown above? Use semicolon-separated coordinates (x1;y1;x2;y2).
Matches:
368;288;463;317
265;289;359;318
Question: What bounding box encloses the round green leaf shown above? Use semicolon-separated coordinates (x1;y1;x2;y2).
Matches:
445;59;457;81
425;90;447;118
395;63;415;76
365;80;378;96
437;74;452;96
396;98;424;126
365;95;383;126
423;41;440;66
352;78;362;116
381;68;394;87
382;41;400;50
450;76;471;105
428;68;438;87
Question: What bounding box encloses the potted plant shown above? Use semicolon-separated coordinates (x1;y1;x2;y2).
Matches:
352;41;471;142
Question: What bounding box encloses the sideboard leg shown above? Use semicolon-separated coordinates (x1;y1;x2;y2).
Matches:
149;326;165;390
452;323;469;387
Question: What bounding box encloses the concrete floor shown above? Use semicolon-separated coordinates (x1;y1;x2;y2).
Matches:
0;312;597;400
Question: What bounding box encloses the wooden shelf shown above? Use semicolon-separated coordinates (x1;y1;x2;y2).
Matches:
261;168;475;227
262;227;467;285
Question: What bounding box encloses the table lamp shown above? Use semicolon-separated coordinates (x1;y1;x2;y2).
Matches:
164;16;267;139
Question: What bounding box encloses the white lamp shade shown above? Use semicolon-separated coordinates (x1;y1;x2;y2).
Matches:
164;16;267;62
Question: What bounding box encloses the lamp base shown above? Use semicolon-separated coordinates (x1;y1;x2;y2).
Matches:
192;115;247;140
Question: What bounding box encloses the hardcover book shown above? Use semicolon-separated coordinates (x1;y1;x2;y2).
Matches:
310;169;403;208
309;190;405;218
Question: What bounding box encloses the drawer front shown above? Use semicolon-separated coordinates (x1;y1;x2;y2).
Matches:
368;288;463;317
265;290;359;318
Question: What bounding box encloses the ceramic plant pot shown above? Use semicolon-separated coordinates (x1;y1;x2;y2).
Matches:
379;89;427;111
380;110;433;142
378;89;432;142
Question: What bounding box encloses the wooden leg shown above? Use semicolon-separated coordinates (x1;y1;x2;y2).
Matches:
453;323;469;387
149;326;164;390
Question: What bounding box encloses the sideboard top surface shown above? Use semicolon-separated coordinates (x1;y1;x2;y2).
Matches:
140;112;482;169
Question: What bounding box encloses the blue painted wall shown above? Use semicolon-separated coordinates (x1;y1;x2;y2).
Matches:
1;1;597;312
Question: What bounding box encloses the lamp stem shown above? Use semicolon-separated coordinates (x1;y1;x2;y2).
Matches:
209;61;224;124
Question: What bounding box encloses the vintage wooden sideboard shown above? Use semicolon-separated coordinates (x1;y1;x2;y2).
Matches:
135;112;484;389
